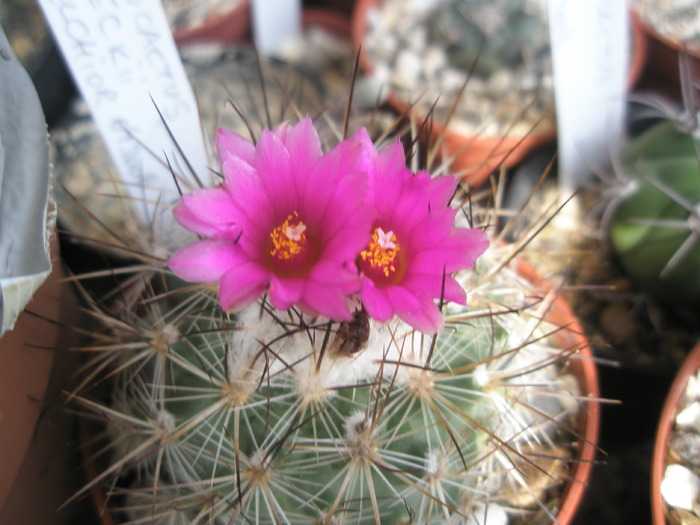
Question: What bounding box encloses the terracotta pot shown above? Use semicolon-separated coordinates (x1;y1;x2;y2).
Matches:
651;341;700;525
172;0;252;45
631;10;700;102
0;238;86;525
516;257;600;524
352;0;648;188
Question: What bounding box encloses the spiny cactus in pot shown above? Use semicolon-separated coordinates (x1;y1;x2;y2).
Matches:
603;87;700;307
66;66;599;523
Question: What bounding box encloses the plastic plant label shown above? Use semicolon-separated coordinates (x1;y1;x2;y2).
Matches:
37;0;208;222
252;0;301;56
548;0;630;191
0;25;52;336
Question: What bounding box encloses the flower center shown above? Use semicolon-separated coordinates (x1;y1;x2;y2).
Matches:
359;227;404;286
268;212;318;277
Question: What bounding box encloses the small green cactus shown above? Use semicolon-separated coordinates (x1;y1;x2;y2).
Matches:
607;118;700;305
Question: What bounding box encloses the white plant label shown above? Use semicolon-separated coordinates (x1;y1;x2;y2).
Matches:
252;0;301;56
548;0;630;191
37;0;208;221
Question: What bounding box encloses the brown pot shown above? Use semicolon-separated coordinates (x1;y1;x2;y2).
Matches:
631;10;700;102
651;341;700;525
516;257;600;524
0;238;86;525
172;0;252;46
352;0;648;188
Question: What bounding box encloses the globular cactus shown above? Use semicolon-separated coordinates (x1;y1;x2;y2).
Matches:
429;0;547;78
607;118;700;306
73;115;594;525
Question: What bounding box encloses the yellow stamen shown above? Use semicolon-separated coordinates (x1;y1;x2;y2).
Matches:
360;227;400;278
270;212;307;261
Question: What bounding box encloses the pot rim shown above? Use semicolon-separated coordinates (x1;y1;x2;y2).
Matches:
651;340;700;525
515;257;601;525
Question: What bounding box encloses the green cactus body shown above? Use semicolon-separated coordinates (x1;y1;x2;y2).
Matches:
609;119;700;305
91;246;581;525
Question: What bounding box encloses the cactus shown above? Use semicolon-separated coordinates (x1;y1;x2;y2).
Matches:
76;241;588;524
66;58;596;525
606;118;700;306
429;0;547;78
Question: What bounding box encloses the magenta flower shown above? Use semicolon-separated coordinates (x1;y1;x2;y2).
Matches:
357;140;489;333
168;117;375;320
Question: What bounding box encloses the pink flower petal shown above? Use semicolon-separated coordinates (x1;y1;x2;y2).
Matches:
173;187;239;240
224;162;276;235
360;279;395;322
268;275;305;311
387;287;443;334
300;129;373;228
366;140;405;206
356;136;489;332
254;128;298;208
410;230;488;274
399;274;467;305
216;128;256;166
168;241;242;282
321;215;374;263
299;281;353;321
424;172;459;208
219;264;270;311
279;116;322;175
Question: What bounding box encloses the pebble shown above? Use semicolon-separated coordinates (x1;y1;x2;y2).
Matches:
661;463;700;512
684;371;700;403
632;0;700;47
672;432;700;470
664;364;700;521
677;402;700;434
395;49;424;87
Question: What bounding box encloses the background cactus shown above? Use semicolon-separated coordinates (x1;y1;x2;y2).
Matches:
607;118;700;306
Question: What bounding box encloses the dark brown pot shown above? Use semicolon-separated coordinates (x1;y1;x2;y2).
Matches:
632;10;700;102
